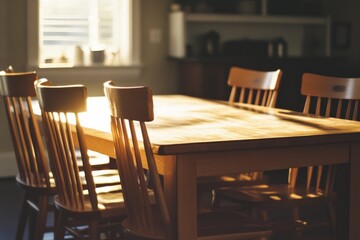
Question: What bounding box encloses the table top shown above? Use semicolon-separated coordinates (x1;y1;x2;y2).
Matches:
80;95;360;155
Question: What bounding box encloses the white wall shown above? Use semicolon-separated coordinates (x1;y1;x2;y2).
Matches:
0;0;15;176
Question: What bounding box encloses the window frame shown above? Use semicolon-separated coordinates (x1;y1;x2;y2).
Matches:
27;0;141;73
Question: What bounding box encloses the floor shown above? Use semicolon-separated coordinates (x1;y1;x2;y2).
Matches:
0;177;25;239
0;178;56;240
0;177;333;240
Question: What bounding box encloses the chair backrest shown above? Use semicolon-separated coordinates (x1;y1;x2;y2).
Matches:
0;72;51;188
104;81;173;239
301;73;360;120
34;79;99;211
289;73;360;195
227;66;283;107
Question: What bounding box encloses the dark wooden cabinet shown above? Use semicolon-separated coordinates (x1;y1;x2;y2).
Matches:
174;57;360;112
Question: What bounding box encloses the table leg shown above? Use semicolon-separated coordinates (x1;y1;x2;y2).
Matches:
164;156;178;239
336;163;349;240
177;155;197;240
350;142;360;240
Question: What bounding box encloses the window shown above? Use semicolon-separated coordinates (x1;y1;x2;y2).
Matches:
28;0;140;68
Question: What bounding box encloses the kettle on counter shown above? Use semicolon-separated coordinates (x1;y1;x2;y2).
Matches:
199;30;221;57
268;37;287;58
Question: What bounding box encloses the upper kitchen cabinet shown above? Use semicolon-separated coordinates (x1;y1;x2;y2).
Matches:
169;0;331;58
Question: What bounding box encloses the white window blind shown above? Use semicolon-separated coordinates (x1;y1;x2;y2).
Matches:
38;0;133;67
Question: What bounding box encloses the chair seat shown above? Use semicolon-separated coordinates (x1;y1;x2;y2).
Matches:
198;174;268;189
54;187;126;218
81;169;121;186
123;207;272;240
16;168;120;192
215;184;335;206
122;206;165;240
215;184;336;238
77;150;116;170
15;173;56;193
197;210;272;239
54;188;126;239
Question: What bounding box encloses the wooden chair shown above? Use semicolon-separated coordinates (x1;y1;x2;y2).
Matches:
301;73;359;120
34;79;126;240
104;80;272;240
0;71;57;240
212;73;360;238
227;66;283;107
0;71;118;239
198;67;283;192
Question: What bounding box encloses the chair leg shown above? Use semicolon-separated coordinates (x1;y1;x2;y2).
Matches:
261;210;269;221
55;211;66;240
292;206;304;238
198;188;212;211
35;195;49;240
211;190;221;209
29;206;38;240
89;219;99;240
327;202;336;240
250;208;258;220
53;207;59;236
260;210;270;240
292;206;300;220
16;195;30;240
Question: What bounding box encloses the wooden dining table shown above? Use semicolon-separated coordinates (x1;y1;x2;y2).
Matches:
49;95;360;240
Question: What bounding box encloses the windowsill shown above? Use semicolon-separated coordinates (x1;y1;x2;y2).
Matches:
36;62;143;69
27;63;144;82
